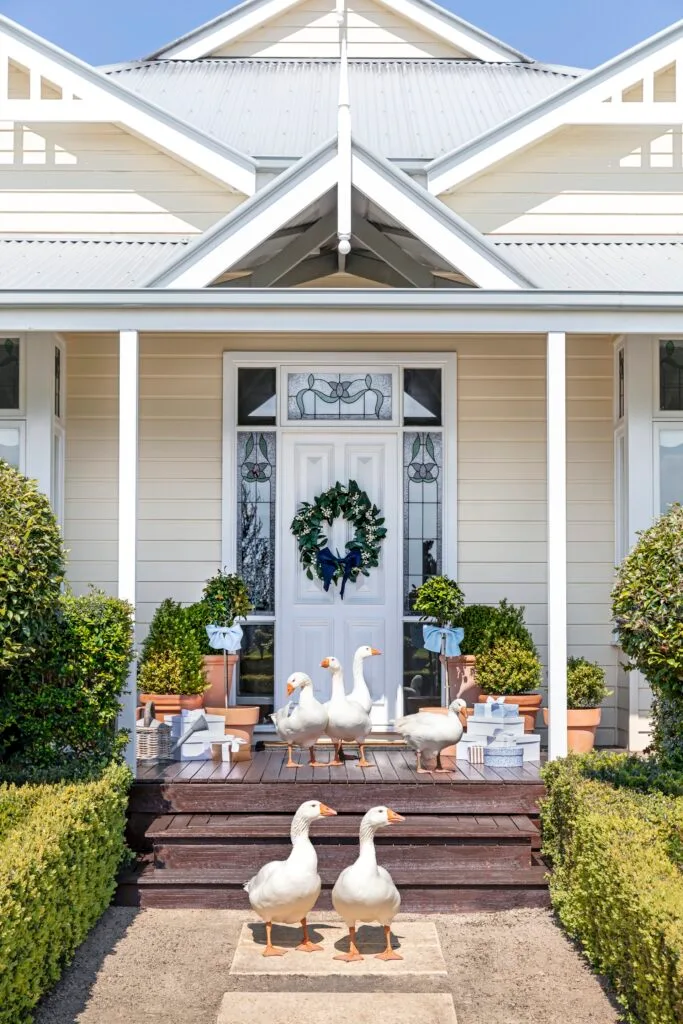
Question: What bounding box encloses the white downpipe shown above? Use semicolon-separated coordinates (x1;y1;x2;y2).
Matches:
118;329;139;772
336;0;351;256
547;331;568;760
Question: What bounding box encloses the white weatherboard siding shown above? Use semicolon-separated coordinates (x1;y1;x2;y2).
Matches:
444;124;683;234
213;0;463;58
0;123;241;234
64;332;619;744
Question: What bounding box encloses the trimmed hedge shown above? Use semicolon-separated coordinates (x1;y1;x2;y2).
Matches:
541;755;683;1023
0;763;131;1024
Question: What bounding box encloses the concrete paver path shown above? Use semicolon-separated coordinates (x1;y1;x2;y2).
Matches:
34;908;622;1024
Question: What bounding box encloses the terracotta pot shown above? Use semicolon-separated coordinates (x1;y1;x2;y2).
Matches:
139;692;206;719
478;693;542;733
543;707;602;753
441;654;481;704
206;705;260;761
203;654;239;708
418;706;460;756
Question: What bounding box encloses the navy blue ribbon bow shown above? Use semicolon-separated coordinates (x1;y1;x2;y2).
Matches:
316;546;362;599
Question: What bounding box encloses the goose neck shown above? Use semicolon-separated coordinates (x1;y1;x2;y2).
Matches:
290;813;314;846
330;667;346;700
358;821;378;865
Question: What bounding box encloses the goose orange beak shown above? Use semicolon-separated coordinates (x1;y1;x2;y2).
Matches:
387;808;405;824
319;804;337;816
320;657;330;668
286;682;295;696
371;648;382;656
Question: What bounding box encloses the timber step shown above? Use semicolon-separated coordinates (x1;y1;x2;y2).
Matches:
117;859;550;913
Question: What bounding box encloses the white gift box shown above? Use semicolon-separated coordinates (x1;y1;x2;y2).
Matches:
465;717;525;740
457;732;540;763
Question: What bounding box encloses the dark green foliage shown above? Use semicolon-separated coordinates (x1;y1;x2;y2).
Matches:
412;575;465;627
0;763;131;1023
200;568;252;628
476;638;542;695
571;747;683;798
457;600;537;657
566;657;612;710
0;591;134;781
612;503;683;766
185;599;214;656
138;598;206;696
290;479;387;587
541;755;683;1023
0;460;64;670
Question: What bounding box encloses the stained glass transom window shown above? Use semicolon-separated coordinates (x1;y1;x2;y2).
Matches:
404;368;442;425
660;340;683;411
238;367;276;425
403;431;442;614
237;431;276;614
287;371;392;421
0;339;20;410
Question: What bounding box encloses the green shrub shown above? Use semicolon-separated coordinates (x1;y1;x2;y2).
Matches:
411;575;465;626
0;461;64;670
138;648;206;696
612;503;683;765
541;756;683;1023
0;762;131;1024
566;657;612;709
201;568;252;628
457;599;536;657
0;591;134;780
567;748;683;798
476;637;542;695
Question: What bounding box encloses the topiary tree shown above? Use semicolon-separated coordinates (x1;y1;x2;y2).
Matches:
566;657;612;710
138;598;206;696
612;503;683;766
0;460;64;669
412;575;465;627
476;638;542;696
456;599;537;657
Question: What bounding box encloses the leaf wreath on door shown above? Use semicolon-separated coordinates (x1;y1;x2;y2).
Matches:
290;479;387;599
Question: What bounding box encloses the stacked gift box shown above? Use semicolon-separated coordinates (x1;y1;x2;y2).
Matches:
456;698;540;763
169;709;244;761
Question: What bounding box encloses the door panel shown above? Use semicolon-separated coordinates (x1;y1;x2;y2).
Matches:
279;432;400;727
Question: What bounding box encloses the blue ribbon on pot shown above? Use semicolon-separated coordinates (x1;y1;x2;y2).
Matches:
422;625;464;657
206;624;243;652
316;546;362;599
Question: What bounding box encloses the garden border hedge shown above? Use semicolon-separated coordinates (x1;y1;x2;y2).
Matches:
0;763;131;1024
541;756;683;1024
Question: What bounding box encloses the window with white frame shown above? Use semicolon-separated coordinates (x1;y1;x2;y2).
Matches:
655;340;683;514
0;337;24;470
613;343;627;563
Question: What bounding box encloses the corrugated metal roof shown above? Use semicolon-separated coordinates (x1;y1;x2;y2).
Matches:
0;239;188;289
105;59;578;161
494;240;683;291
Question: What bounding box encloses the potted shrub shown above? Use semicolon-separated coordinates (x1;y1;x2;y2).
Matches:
138;599;207;715
412;576;478;706
476;637;543;732
187;569;252;707
543;657;612;753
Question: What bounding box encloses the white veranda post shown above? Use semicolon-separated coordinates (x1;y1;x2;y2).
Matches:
547;331;568;760
118;330;139;771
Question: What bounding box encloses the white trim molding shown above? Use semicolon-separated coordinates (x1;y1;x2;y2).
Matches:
118;329;139;772
546;331;568;760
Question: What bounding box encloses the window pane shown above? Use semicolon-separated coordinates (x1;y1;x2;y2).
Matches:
54;347;61;419
237;623;275;724
403;431;442;613
0;426;21;468
287;371;392;421
660;340;683;411
238;367;276;425
404;368;442;425
402;622;441;716
0;339;19;410
659;429;683;514
618;348;624;420
237;431;276;613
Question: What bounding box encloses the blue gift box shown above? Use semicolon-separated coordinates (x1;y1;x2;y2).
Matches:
483;742;524;768
472;700;520;721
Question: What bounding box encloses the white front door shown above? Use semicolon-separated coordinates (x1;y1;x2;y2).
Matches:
279;431;401;727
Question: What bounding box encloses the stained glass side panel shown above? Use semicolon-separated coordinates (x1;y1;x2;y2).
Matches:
660;340;683;411
403;623;441;715
287;371;392;420
403;431;442;614
0;339;20;410
237;623;275;724
237;431;276;614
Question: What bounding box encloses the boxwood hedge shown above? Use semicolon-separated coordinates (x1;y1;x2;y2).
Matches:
0;763;131;1023
542;755;683;1024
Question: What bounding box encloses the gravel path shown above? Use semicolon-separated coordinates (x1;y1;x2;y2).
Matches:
34;908;622;1024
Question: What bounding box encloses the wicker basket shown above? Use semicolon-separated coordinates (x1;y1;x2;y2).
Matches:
137;722;173;761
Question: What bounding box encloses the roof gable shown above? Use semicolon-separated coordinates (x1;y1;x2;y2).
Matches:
428;18;683;195
147;0;530;62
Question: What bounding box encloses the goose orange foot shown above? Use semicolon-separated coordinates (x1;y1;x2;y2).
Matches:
374;926;403;961
334;927;364;962
262;922;287;957
296;919;323;952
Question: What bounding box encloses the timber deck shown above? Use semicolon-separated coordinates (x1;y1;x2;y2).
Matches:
120;749;548;912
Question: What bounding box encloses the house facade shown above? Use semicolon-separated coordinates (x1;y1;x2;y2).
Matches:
1;0;682;763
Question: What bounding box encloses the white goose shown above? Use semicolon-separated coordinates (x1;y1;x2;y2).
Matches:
270;672;328;768
321;655;373;767
244;799;337;956
395;698;467;774
332;805;405;962
349;644;381;714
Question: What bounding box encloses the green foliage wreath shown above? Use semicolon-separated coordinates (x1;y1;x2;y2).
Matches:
290;479;387;590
